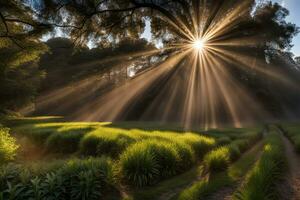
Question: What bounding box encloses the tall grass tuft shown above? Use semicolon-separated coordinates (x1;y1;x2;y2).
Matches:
119;140;180;187
79;131;135;157
45;130;85;154
203;146;230;173
178;134;216;158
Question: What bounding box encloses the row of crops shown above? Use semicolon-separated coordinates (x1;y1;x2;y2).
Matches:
1;118;297;200
177;129;288;200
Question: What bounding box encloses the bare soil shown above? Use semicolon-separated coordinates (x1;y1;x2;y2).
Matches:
279;130;300;200
207;140;264;200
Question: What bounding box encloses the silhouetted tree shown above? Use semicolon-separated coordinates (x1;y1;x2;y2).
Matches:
0;0;48;113
295;56;300;65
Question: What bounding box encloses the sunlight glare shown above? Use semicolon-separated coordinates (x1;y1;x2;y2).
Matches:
193;39;206;52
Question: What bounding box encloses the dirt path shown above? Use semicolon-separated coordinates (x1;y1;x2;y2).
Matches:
159;139;264;200
278;129;300;200
207;140;264;200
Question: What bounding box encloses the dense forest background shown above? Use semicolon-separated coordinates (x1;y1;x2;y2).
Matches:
1;0;300;123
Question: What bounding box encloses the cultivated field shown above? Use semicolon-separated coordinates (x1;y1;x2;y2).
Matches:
1;117;300;200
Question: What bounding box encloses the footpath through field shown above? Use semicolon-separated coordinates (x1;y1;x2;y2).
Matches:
278;128;300;200
163;134;265;200
206;137;264;200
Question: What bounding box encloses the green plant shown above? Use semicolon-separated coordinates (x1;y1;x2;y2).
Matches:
119;139;185;186
119;142;160;187
228;144;241;161
217;137;232;146
28;177;44;200
178;134;215;157
0;126;19;164
71;170;102;200
45;131;84;154
234;134;286;200
203;146;230;173
16;127;54;146
172;141;196;171
79;131;135;157
41;172;65;200
178;175;230;200
3;182;26;200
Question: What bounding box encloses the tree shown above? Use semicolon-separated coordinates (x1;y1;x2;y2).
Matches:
1;0;300;121
295;56;300;65
0;0;48;113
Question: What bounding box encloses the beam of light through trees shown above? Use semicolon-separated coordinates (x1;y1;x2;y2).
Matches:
22;0;300;129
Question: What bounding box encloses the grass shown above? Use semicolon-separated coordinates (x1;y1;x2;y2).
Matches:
203;146;231;172
118;137;211;187
0;116;268;199
177;133;263;200
233;132;286;200
129;166;203;200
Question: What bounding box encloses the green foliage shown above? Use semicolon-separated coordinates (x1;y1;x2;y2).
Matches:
0;157;114;200
216;136;232;146
119;140;179;187
17;128;54;146
178;175;230;200
178;134;216;157
234;134;286;200
79;131;135;157
281;126;300;153
119;135;208;187
0;125;18;164
203;146;231;173
228;144;242;161
45;130;85;154
119;144;159;187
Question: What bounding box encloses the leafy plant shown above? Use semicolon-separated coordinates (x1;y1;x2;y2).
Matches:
234;134;286;200
41;172;66;200
71;170;102;200
0;126;19;164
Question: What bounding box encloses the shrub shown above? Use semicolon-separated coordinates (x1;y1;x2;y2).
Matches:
0;126;19;164
228;144;242;161
16;127;54;146
119;140;180;187
232;139;249;153
203;146;230;173
119;143;160;187
179;134;215;157
79;131;135;157
45;131;84;154
217;137;231;146
172;141;196;171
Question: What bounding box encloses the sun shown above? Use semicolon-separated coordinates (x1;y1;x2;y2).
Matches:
192;39;206;52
